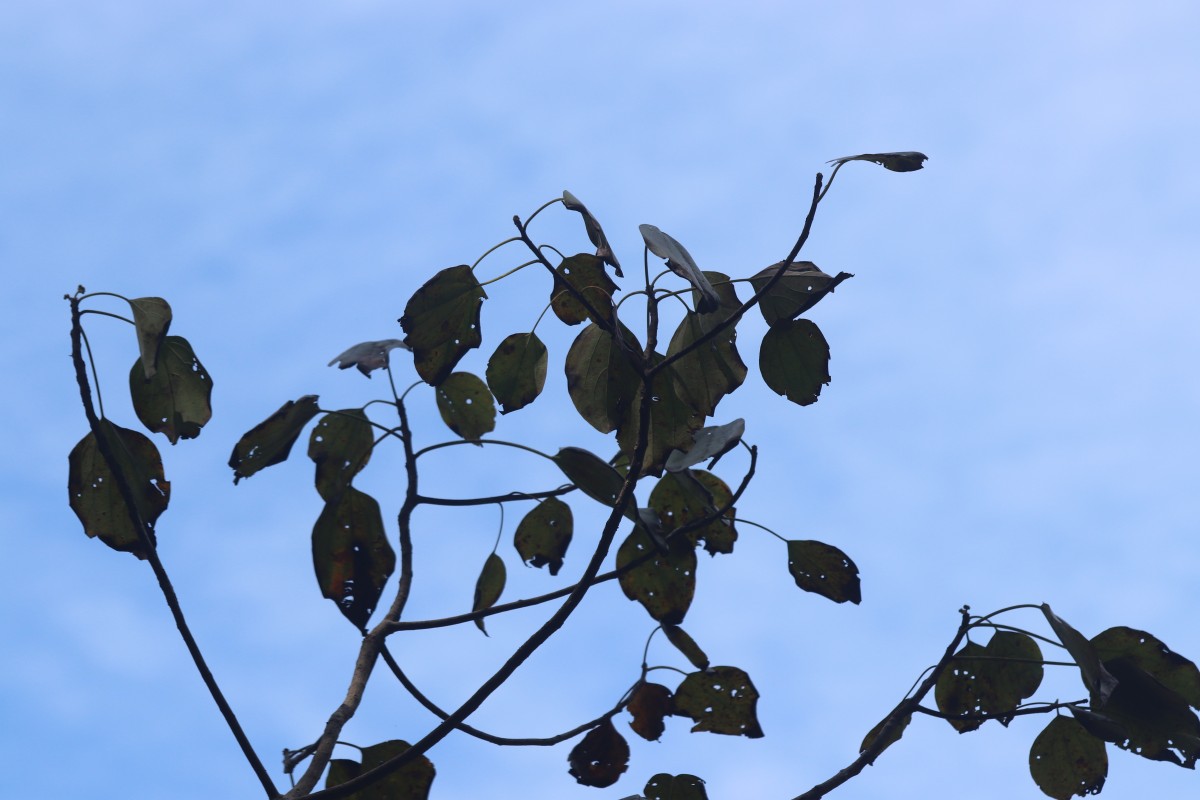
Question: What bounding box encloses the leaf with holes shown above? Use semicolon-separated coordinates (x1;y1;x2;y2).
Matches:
435;372;496;443
513;497;573;575
665;272;746;417
649;470;736;555
934;641;989;733
327;339;409;377
128;296;172;379
786;539;860;604
1092;627;1200;708
551;447;636;521
750;262;848;326
399;265;486;385
563;190;622;277
128;336;213;444
312;487;395;629
673;667;763;738
643;774;708;800
1042;604;1118;706
565;322;640;433
1095;656;1200;767
663;625;709;671
568;719;629;788
229;395;320;484
551;253;618;326
627;681;673;742
472;552;506;635
760;320;831;406
639;225;719;313
934;632;1044;732
617;526;696;624
1029;716;1107;800
486;333;547;414
664;419;745;473
308;409;373;502
828;151;928;172
323;739;435;800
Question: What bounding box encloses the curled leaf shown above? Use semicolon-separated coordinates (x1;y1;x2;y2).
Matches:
665;419;745;472
327;339;409;377
563;191;622;277
639;224;720;313
663;624;709;671
827;151;928;172
750;262;852;326
229;395;320;484
128;335;213;444
472;552;506;635
128;296;172;379
1042;604;1118;707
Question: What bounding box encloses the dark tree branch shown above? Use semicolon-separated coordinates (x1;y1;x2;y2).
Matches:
414;486;576;507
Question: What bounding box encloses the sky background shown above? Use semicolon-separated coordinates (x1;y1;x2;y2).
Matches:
3;2;1199;799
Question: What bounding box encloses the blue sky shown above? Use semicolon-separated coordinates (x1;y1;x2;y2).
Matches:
3;3;1199;799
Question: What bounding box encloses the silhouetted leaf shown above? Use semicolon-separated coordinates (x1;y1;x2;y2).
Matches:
551;447;636;521
68;420;170;559
1029;716;1107;800
128;296;171;379
663;625;709;671
435;372;496;443
649;470;737;555
1042;604;1118;706
627;682;673;741
551;253;618;326
312;487;395;629
568;719;629;788
324;739;435;800
935;632;1045;732
1098;657;1200;767
643;773;708;800
828;151;928;172
563;190;623;277
472;552;506;635
486;333;547;413
617;526;696;624
229;395;320;484
513;497;573;575
399;265;486;385
750;262;846;326
565;322;640;433
308;409;373;502
673;667;763;738
935;641;989;733
617;353;705;477
327;339;409;377
666;272;747;417
860;710;912;763
128;335;213;444
1092;627;1200;708
786;540;860;604
665;419;745;473
760;320;830;406
640;225;719;313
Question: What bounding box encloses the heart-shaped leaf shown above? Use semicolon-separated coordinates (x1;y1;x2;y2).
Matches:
513;497;573;575
760;319;831;406
486;332;547;414
786;539;860;604
639;224;720;313
1029;716;1107;800
563;190;622;277
327;339;409;377
568;719;629;788
435;371;496;443
399;265;487;385
229;395;320;484
128;335;213;444
672;667;763;738
312;487;395;629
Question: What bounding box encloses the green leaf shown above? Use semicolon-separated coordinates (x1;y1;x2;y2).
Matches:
563;190;623;277
308;409;374;502
565;322;641;433
1092;626;1200;708
67;420;170;559
627;682;673;742
649;470;737;555
1029;716;1107;800
568;719;629;788
750;261;847;326
229;395;320;484
643;773;709;800
665;272;747;417
327;339;409;377
324;740;436;800
512;497;573;575
472;552;506;635
312;487;395;629
1096;656;1200;767
435;371;496;443
398;265;487;385
935;632;1045;732
786;540;860;604
551;447;636;521
616;354;705;477
551;253;618;326
128;335;213;444
664;419;745;473
128;296;171;379
760;319;830;406
1041;604;1118;706
617;526;696;624
673;666;763;738
663;624;709;671
639;224;719;313
486;332;547;413
828;151;928;172
860;710;912;763
934;641;989;733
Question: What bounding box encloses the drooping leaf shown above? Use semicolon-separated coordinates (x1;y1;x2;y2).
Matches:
663;625;709;671
760;319;831;406
513;497;573;575
551;253;618;326
486;333;547;413
664;419;745;473
229;395;320;484
312;487;395;629
627;681;673;741
1096;656;1200;767
1029;716;1107;800
551;447;636;521
827;151;928;172
323;739;436;800
128;335;213;444
617;526;696;624
398;265;486;385
565;322;640;433
563;190;623;276
1042;604;1118;706
786;539;860;604
673;667;763;738
639;225;719;313
472;552;506;635
643;773;709;800
616;354;705;477
308;409;374;502
860;710;912;763
568;719;629;788
649;470;737;555
128;296;171;379
665;272;747;417
67;420;170;559
435;372;496;443
750;262;851;326
1092;627;1200;708
327;339;409;377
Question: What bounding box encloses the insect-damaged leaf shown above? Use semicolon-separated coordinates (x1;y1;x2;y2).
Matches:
565;322;640;434
1092;626;1200;709
828;151;928;172
128;296;171;379
551;253;618;326
435;372;496;443
627;681;673;741
663;624;709;671
750;262;850;327
786;539;860;604
617;354;705;477
563;190;622;277
471;552;506;635
617;526;696;624
229;395;320;484
324;739;436;800
860;710;912;763
664;419;745;473
486;332;547;414
1029;716;1107;800
568;719;629;788
399;265;486;386
643;773;709;800
934;632;1044;732
673;666;764;738
639;224;719;313
68;420;170;559
327;339;409;377
551;447;637;521
649;470;737;555
513;497;573;575
308;409;373;502
312;487;395;629
128;335;213;444
1093;656;1200;767
1041;604;1118;706
760;319;831;406
666;272;747;418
